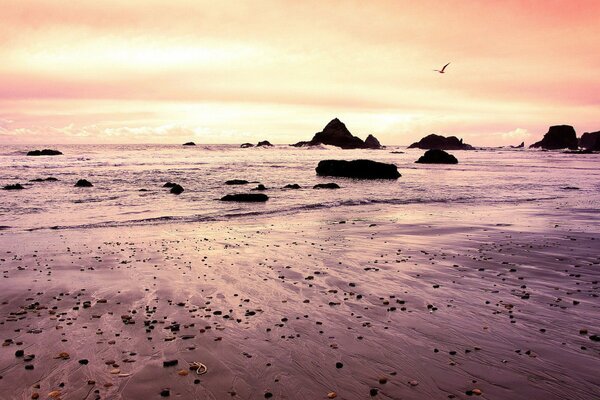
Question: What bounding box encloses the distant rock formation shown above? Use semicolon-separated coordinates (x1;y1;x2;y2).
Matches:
408;134;474;150
75;179;93;187
182;142;196;146
511;142;525;149
251;184;267;191
313;183;340;189
240;143;254;148
170;184;184;194
225;179;249;185
415;149;458;164
364;134;383;149
3;183;24;190
316;159;401;179
529;125;578;150
27;149;62;156
256;140;273;147
220;193;269;202
30;177;58;182
283;184;301;189
579;131;600;150
290;141;310;147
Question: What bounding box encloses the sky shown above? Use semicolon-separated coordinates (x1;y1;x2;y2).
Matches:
0;0;599;146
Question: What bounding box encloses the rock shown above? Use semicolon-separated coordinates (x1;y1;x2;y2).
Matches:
313;183;340;189
283;184;301;189
408;134;474;150
529;125;578;150
163;359;178;367
251;184;267;191
225;179;249;185
256;140;273;147
415;149;458;164
364;134;383;149
163;182;176;188
290;141;310;147
160;389;170;397
308;118;366;149
511;141;525;148
220;193;269;202
182;142;196;146
30;177;58;182
26;149;62;156
75;179;93;187
15;349;24;357
316;159;401;179
240;143;254;148
579;131;600;150
170;184;184;195
3;183;24;190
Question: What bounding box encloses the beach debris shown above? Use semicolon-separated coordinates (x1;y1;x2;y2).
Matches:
189;362;208;375
327;392;337;399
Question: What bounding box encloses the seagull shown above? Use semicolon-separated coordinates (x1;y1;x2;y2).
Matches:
434;62;450;74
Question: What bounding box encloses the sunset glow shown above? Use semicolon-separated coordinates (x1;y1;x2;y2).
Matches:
1;0;599;145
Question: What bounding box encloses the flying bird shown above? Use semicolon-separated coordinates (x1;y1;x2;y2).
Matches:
434;62;450;74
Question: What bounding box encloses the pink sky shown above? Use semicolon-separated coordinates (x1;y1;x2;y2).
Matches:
1;0;598;145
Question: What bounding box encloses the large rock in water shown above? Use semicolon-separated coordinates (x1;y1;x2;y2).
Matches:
579;131;600;150
27;149;62;156
364;134;382;149
415;149;458;164
75;179;93;187
220;193;269;202
316;159;401;179
256;140;273;147
309;118;366;149
182;142;196;146
408;134;473;150
529;125;578;150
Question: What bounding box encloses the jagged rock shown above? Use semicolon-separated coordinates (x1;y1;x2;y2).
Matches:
26;149;62;156
579;131;600;150
170;184;184;194
220;193;269;202
313;183;340;189
182;142;196;146
225;179;249;185
283;184;301;189
3;183;24;190
75;179;93;187
415;149;458;164
529;125;578;150
364;134;382;149
309;118;366;149
240;143;254;148
408;134;473;150
511;142;525;148
316;159;401;179
256;141;273;147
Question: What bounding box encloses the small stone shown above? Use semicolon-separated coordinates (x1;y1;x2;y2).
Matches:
15;350;24;357
163;359;178;367
31;393;40;400
335;362;343;369
177;369;189;376
264;392;273;399
79;359;89;365
48;391;61;399
472;389;482;395
327;392;337;399
160;389;170;397
409;380;419;387
369;388;378;396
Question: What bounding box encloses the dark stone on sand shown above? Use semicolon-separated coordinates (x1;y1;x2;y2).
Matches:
30;177;58;182
220;193;269;202
364;134;383;149
170;184;184;195
283;184;301;189
240;143;254;148
590;334;600;342
163;359;178;367
3;183;24;190
24;365;34;370
529;125;578;150
308;118;368;149
256;140;273;147
415;149;458;164
75;179;93;187
408;134;474;150
251;184;267;191
160;389;170;397
225;179;249;185
15;350;24;357
264;392;273;399
313;183;340;189
182;142;196;146
335;362;343;369
78;359;89;365
370;388;379;396
580;131;600;150
26;149;62;156
316;159;400;179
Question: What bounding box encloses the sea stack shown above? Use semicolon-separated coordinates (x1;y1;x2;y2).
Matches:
408;134;474;150
316;159;401;179
415;149;458;164
529;125;578;150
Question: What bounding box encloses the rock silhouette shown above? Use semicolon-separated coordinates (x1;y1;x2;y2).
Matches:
408;134;473;150
283;184;301;189
511;142;525;149
27;149;62;156
3;183;24;190
316;159;401;179
415;149;458;164
364;134;383;149
313;183;340;189
75;179;93;187
182;142;196;146
529;125;578;150
225;179;249;185
220;193;269;202
30;177;58;182
256;141;273;147
170;184;184;194
240;143;254;148
579;131;600;151
295;118;384;149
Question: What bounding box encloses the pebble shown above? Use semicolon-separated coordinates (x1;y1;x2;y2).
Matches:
327;392;337;399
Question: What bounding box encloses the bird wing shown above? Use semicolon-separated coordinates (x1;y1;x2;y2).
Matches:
440;62;450;72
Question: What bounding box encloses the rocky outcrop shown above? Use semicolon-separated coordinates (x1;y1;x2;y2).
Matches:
579;131;600;150
251;184;267;191
75;179;93;187
313;183;340;189
283;184;301;189
170;184;184;194
511;142;525;149
182;142;196;146
240;143;254;148
225;179;249;185
220;193;269;202
290;141;310;147
529;125;578;150
316;159;401;179
3;183;24;190
27;149;62;156
415;149;458;164
30;177;58;182
408;134;473;150
256;141;273;147
364;134;383;149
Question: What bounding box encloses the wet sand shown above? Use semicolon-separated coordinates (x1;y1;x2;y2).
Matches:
0;203;599;399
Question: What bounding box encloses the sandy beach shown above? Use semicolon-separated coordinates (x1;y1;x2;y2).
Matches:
1;201;598;399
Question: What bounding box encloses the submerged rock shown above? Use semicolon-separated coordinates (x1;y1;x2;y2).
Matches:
182;142;196;146
256;140;273;147
26;149;63;156
283;184;301;189
308;118;367;149
408;134;473;150
251;184;267;191
225;179;249;185
415;149;458;164
75;179;93;187
529;125;578;150
30;177;58;182
364;134;383;149
511;142;525;148
170;184;184;194
240;143;254;148
316;159;401;179
3;183;24;190
220;193;269;202
313;183;340;189
579;131;600;150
